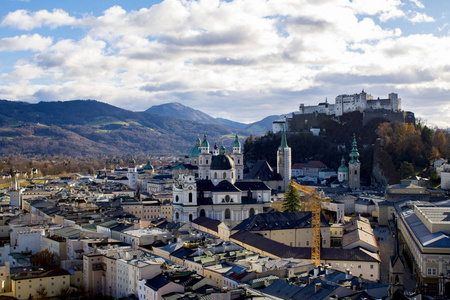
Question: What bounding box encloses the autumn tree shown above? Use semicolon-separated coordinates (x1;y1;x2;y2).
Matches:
31;249;59;270
283;179;301;212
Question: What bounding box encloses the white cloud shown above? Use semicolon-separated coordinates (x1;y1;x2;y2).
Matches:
0;34;52;51
349;0;404;22
1;8;76;30
1;0;450;125
409;12;435;23
409;0;425;9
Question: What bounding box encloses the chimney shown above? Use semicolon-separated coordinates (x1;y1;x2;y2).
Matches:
315;283;321;293
325;265;331;275
346;269;352;280
313;268;319;278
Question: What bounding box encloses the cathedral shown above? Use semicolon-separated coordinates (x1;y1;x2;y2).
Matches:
172;133;290;223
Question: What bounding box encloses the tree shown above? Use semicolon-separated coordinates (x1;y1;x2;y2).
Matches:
398;161;415;180
31;249;59;270
35;287;48;300
283;180;301;212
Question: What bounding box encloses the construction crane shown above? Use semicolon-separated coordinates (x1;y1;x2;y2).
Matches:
291;181;322;267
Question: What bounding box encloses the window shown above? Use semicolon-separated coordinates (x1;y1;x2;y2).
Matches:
306;241;309;246
223;172;226;179
358;265;361;269
214;172;217;179
427;268;437;276
298;242;301;246
189;192;193;203
175;195;179;202
225;209;231;219
370;264;374;269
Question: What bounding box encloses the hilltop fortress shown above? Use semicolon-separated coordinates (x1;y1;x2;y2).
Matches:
299;90;400;116
274;90;415;133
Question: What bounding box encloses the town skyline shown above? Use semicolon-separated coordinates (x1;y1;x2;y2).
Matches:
1;0;450;127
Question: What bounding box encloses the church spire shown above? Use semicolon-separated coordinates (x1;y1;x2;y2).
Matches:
349;134;359;163
279;124;288;149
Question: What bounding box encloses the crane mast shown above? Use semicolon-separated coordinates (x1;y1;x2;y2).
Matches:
291;181;321;267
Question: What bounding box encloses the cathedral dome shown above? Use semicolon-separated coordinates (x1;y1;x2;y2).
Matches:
144;160;154;173
189;146;201;157
211;154;235;170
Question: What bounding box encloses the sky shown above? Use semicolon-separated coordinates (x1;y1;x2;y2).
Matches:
1;0;450;126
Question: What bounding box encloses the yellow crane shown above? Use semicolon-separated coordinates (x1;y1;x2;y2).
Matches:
291;181;322;267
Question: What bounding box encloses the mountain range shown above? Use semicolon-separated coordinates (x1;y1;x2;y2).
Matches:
0;100;288;157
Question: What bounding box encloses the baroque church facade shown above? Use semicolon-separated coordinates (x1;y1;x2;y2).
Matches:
172;133;290;223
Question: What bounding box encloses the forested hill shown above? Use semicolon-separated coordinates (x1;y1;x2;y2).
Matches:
244;112;447;186
0;100;237;157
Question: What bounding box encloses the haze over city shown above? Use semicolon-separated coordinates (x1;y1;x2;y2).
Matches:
1;0;450;125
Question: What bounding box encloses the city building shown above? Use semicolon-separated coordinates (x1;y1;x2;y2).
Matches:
172;135;275;223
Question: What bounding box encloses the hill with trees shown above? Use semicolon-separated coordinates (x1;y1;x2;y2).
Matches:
0;100;237;157
244;112;449;186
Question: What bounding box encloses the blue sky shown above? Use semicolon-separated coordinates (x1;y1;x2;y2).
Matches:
1;0;450;126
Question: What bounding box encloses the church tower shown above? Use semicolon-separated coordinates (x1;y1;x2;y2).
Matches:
230;134;244;180
127;158;138;190
10;174;21;209
277;125;291;191
348;135;361;189
198;134;212;180
338;157;348;182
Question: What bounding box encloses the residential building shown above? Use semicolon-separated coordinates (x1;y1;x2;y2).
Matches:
11;269;71;300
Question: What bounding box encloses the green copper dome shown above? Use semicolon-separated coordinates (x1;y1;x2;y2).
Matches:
233;134;241;148
201;134;210;148
219;145;226;155
189;146;201;157
338;157;348;173
211;154;235;170
189;136;201;157
144;160;154;173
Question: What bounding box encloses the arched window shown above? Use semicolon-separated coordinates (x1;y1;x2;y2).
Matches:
249;208;255;217
355;170;358;175
175;195;179;202
225;209;231;219
200;209;206;217
238;175;240;179
238;159;240;164
214;172;217;179
189;214;193;221
223;172;226;179
231;172;234;179
206;160;208;164
175;212;179;220
189;192;193;202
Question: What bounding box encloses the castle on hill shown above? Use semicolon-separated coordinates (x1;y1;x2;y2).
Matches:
273;90;415;134
298;90;400;117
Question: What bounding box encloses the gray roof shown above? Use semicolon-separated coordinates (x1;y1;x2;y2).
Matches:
191;217;221;232
232;211;330;231
230;231;379;262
